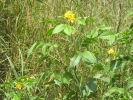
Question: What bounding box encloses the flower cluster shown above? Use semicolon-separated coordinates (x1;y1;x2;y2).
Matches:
108;48;115;59
16;82;23;90
108;48;114;55
64;11;75;23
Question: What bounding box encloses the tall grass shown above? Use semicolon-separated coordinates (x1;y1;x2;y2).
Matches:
0;0;133;99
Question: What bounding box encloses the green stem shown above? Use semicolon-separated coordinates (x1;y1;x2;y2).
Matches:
73;66;82;98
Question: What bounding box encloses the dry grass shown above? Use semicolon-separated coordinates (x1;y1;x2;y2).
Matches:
0;0;133;99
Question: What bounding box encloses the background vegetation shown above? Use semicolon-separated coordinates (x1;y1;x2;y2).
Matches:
1;0;133;100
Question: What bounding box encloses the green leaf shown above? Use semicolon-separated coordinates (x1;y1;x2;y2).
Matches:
76;17;86;25
93;63;103;71
70;54;82;68
52;24;65;34
108;35;115;45
35;42;45;49
63;91;75;100
18;48;24;76
64;25;75;36
129;23;133;29
44;81;55;86
63;71;73;80
62;77;70;85
127;75;133;90
82;51;97;64
91;29;99;38
110;60;125;71
45;28;54;35
81;84;91;97
54;79;61;86
12;93;21;100
87;78;97;91
49;43;59;52
124;10;133;20
100;77;110;83
99;32;115;39
41;43;58;55
81;78;97;97
63;71;73;85
41;43;51;55
99;25;112;30
93;74;102;79
103;87;124;99
130;45;133;53
27;42;37;58
51;71;61;79
93;74;110;83
51;71;71;86
50;70;71;85
6;55;18;79
29;96;38;100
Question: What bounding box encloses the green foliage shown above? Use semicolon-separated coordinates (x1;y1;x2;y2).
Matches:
81;78;97;97
1;0;133;100
82;51;97;64
70;53;82;68
102;87;125;100
52;24;76;36
127;75;133;90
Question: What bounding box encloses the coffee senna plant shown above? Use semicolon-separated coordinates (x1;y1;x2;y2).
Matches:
0;0;133;100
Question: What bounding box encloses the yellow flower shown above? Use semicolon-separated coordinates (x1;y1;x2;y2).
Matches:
16;82;23;90
108;48;114;55
64;11;75;23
